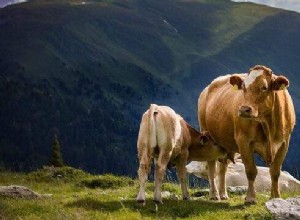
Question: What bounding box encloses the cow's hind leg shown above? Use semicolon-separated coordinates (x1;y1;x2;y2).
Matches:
175;151;190;200
207;160;220;200
218;160;229;200
270;142;288;198
154;149;172;204
136;149;151;205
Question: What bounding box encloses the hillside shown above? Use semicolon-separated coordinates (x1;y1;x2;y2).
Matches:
0;0;299;175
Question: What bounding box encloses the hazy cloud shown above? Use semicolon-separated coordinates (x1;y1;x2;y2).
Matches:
0;0;27;8
232;0;300;13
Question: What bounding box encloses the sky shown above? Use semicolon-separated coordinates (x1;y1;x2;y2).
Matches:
0;0;27;8
1;0;300;13
232;0;300;13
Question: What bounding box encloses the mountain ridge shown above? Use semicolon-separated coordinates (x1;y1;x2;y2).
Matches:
0;0;299;176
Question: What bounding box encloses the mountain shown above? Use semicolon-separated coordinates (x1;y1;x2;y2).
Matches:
0;0;299;176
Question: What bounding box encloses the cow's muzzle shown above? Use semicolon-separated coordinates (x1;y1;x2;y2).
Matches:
238;105;253;118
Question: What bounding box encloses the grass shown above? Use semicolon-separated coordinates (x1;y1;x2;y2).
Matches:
0;167;299;219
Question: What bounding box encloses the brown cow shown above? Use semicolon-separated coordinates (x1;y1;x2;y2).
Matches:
136;104;226;205
198;65;296;204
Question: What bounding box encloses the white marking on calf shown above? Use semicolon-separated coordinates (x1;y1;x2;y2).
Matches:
244;69;264;88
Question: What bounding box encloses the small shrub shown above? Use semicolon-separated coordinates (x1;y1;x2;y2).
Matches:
27;166;90;182
80;174;134;189
48;134;64;167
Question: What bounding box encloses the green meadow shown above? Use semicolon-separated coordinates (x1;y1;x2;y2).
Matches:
1;166;298;219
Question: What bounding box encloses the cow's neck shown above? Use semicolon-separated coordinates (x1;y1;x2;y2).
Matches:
259;92;284;164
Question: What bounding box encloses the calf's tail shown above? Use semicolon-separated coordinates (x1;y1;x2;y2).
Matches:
147;104;158;150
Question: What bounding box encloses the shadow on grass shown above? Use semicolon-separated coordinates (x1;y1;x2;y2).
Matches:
66;197;246;218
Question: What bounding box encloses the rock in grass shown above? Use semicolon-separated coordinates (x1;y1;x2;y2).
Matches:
192;189;210;197
0;185;51;199
161;191;179;200
265;197;300;220
227;186;248;195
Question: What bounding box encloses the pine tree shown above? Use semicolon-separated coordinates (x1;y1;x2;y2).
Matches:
49;134;64;167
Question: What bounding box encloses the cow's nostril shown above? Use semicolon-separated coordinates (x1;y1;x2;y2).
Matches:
240;106;251;113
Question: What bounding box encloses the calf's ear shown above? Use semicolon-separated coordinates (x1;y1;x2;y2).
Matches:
199;131;211;145
272;76;289;90
229;75;243;90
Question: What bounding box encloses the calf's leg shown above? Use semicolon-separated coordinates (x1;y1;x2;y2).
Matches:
154;149;172;203
136;149;151;205
175;152;190;200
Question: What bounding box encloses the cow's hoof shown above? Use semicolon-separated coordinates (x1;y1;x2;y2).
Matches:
154;199;163;204
220;195;229;200
244;198;257;205
210;196;220;201
137;199;145;206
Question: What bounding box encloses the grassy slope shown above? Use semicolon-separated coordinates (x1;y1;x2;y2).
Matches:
4;168;299;219
0;0;299;175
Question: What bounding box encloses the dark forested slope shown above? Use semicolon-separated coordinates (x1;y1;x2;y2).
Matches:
0;0;299;176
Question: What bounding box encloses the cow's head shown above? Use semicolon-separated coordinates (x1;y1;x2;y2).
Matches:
229;65;289;119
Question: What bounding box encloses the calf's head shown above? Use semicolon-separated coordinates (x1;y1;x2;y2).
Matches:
229;65;289;119
197;131;227;160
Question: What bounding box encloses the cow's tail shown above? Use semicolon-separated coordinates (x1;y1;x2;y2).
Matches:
147;104;158;151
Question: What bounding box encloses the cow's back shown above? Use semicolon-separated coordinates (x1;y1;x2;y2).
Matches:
198;74;245;152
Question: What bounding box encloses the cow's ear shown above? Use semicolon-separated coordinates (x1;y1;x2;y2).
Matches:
229;75;243;90
272;76;289;90
199;131;210;145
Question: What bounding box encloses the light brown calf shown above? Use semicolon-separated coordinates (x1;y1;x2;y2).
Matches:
136;104;226;205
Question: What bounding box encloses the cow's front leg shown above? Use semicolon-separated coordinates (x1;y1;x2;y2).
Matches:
218;160;229;200
154;150;172;204
270;142;288;198
241;154;257;205
207;160;220;200
176;151;190;200
238;140;257;205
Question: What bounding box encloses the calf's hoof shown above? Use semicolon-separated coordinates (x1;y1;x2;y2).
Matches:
183;196;190;201
244;198;257;205
154;199;163;204
137;199;145;206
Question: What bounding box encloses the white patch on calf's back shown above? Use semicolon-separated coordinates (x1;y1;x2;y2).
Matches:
244;69;264;88
154;107;182;152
